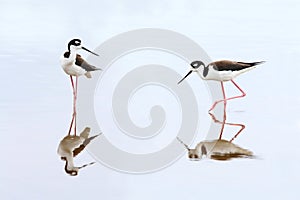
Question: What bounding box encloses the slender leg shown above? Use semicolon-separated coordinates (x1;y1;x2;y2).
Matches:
69;76;76;135
209;113;245;142
73;76;78;135
221;81;227;112
209;80;246;112
70;76;76;113
70;75;75;97
225;80;246;102
218;82;227;139
209;81;227;112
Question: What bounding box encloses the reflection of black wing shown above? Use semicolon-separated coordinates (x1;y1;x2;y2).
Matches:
211;153;253;161
75;54;101;71
212;60;265;71
73;135;99;157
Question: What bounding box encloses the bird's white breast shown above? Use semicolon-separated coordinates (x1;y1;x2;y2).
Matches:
60;54;86;76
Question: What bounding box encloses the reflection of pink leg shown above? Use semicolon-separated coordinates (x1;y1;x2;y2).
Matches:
209;80;246;112
209;113;245;142
68;113;75;135
229;123;245;142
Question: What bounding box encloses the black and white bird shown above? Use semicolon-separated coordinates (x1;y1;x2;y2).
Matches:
60;38;101;135
57;127;100;176
178;60;265;111
60;38;100;79
177;137;253;161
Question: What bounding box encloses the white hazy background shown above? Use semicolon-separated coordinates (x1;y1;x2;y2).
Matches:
1;0;300;199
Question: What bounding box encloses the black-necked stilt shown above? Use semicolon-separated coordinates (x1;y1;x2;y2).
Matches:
60;38;101;135
177;137;253;161
178;60;265;112
57;127;100;176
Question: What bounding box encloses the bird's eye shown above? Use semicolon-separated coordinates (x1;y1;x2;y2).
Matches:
74;40;80;45
191;61;200;69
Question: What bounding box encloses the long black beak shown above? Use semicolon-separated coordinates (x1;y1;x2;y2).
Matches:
177;70;193;84
82;46;99;56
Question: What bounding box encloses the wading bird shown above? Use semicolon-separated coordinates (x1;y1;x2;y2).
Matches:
178;60;265;112
60;38;101;134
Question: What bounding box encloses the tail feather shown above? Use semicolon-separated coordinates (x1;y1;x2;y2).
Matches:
83;134;100;146
237;61;266;66
80;127;91;139
84;72;92;78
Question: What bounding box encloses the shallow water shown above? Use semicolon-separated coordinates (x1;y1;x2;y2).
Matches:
1;0;300;199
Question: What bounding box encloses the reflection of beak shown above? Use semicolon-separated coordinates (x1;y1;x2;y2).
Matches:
82;46;99;56
178;70;193;84
78;161;96;169
176;137;190;151
189;158;201;161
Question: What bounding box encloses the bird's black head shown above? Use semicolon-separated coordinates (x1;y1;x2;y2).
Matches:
177;60;206;84
68;39;81;51
66;38;99;56
190;60;205;69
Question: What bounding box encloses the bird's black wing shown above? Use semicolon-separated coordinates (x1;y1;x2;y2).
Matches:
75;54;101;72
212;60;265;71
72;135;99;157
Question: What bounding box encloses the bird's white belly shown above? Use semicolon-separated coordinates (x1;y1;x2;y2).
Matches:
60;57;86;76
64;65;86;76
201;66;256;82
212;67;256;82
206;70;247;81
216;71;235;81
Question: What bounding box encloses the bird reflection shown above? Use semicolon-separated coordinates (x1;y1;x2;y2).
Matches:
57;127;100;176
177;112;253;161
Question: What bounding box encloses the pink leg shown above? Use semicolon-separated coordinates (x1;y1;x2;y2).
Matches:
70;76;76;113
73;76;78;135
209;80;246;112
68;76;76;135
209;81;226;112
218;82;227;139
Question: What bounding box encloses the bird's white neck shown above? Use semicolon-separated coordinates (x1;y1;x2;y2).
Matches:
65;154;75;170
69;47;78;58
196;69;205;80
